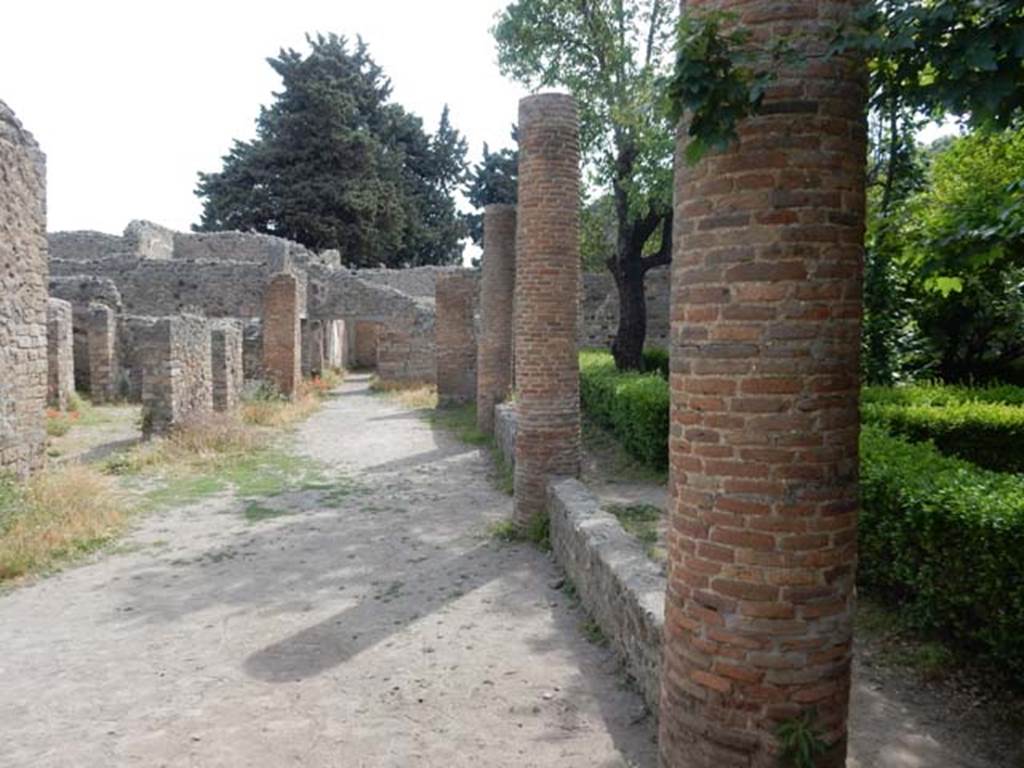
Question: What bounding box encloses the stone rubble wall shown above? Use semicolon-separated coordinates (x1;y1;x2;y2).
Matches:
211;320;243;412
46;298;75;411
86;303;118;404
0;100;47;477
548;478;666;715
139;314;213;436
120;316;159;402
49;276;123;394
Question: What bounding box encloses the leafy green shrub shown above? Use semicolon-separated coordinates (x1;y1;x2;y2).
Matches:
863;399;1024;472
860;425;1024;681
641;347;670;378
862;381;1024;408
580;351;669;469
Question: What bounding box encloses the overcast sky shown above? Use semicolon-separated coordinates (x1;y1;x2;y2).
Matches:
0;0;530;238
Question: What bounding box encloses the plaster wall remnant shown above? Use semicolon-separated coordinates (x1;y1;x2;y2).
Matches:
139;314;213;436
659;1;867;764
86;303;118;404
211;320;244;413
512;93;583;525
0;100;47;477
476;204;516;433
323;319;346;370
46;299;75;411
435;272;478;406
263;273;302;398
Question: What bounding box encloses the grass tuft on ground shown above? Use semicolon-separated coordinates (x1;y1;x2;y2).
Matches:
0;465;128;582
241;373;341;428
369;377;439;409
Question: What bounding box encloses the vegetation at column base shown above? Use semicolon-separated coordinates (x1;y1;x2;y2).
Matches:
860;424;1024;684
775;709;830;768
369;377;438;410
240;372;342;428
580;350;669;470
641;347;670;378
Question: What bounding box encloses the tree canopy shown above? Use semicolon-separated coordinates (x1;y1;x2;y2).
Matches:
462;136;519;247
194;34;467;268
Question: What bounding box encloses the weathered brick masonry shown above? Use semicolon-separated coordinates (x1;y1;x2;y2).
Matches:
47;298;75;411
211;320;244;413
139;314;213;436
435;272;478;406
476;204;516;433
87;303;118;403
659;1;866;766
262;272;302;398
0;101;47;477
513;93;582;525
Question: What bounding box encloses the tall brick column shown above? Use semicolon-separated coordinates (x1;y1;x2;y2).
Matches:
87;303;118;403
435;272;478;406
659;2;866;766
513;94;582;525
262;272;301;398
476;204;517;434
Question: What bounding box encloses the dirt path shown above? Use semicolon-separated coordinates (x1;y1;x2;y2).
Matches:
0;374;656;767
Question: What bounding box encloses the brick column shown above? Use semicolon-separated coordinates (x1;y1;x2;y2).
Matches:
87;302;118;403
435;272;478;407
476;204;517;434
47;298;75;411
659;2;866;766
513;93;582;526
262;272;301;398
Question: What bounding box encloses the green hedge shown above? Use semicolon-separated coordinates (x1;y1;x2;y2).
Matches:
580;350;669;469
860;425;1024;679
863;381;1024;407
863;400;1024;472
641;347;670;378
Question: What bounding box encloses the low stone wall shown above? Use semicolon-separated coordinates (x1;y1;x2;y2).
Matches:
494;403;518;471
139;315;213;436
47;299;75;410
211;320;243;412
547;478;666;715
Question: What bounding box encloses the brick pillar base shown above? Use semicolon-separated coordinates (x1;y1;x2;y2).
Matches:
513;94;582;525
262;272;301;398
658;1;866;766
477;204;516;434
436;272;478;407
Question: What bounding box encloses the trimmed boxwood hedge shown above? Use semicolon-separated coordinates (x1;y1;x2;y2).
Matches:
862;381;1024;407
862;399;1024;472
860;425;1024;680
580;350;669;469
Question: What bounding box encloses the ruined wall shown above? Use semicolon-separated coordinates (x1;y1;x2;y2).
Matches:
353;321;381;369
211;320;243;412
119;316;159;402
139;315;213;436
47;299;75;410
49;276;123;392
48;231;125;261
581;267;670;350
356;266;463;299
124;220;174;260
0;101;47;476
50;257;307;320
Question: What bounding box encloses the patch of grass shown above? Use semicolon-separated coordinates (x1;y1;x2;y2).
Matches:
243;503;290;523
371;377;439;410
581;617;609;646
493;451;514;496
776;710;829;768
606;503;661;544
240;377;332;427
0;465;128;582
428;403;490;445
524;511;551;551
45;409;76;437
489;519;520;542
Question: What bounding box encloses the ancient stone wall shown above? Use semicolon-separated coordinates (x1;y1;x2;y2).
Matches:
512;93;582;525
353;321;381;369
659;1;866;764
47;231;125;261
477;204;516;433
211;320;243;412
262;273;302;397
51;256;307;321
139;315;213;436
435;272;478;406
357;265;463;299
376;308;437;384
49;276;123;392
47;299;75;411
0;101;47;477
86;303;118;403
119;316;158;402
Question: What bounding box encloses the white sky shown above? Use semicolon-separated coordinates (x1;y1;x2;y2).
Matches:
0;0;530;240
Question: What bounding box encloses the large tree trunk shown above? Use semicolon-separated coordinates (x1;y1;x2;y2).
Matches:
610;255;647;371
